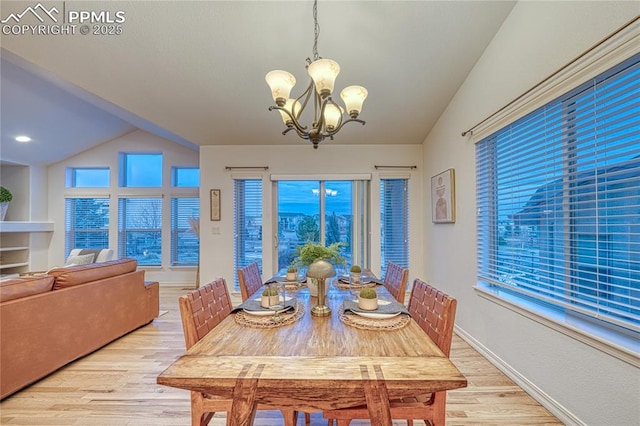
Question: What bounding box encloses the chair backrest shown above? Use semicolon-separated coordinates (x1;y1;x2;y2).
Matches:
407;279;457;356
383;262;409;303
237;262;263;301
178;277;233;350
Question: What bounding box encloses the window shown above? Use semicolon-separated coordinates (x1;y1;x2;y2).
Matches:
66;168;109;187
65;197;110;257
172;167;199;187
476;53;640;335
275;179;370;274
118;197;162;266
233;179;263;290
171;197;200;266
380;178;409;277
120;153;162;187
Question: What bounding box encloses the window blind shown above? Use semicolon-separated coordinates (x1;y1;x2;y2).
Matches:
380;178;409;277
476;53;640;333
170;197;199;266
64;197;110;257
118;197;163;266
234;179;263;291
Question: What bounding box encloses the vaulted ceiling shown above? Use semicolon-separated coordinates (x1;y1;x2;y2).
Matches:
1;1;516;166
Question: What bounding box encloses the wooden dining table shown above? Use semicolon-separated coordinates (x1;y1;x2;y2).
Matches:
157;279;467;426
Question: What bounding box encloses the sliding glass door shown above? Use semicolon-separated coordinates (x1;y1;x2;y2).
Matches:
275;179;368;274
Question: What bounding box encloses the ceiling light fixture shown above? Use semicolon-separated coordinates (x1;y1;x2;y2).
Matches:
15;135;31;142
265;0;367;149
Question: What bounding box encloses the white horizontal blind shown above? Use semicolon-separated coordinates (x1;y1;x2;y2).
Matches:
170;197;199;266
118;197;162;266
476;53;640;332
234;179;263;291
64;197;110;257
380;178;409;277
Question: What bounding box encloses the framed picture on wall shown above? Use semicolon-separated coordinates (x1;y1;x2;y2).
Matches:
210;189;221;221
431;169;455;223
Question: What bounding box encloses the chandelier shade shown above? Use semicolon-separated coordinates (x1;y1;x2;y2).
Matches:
265;0;367;149
265;70;296;106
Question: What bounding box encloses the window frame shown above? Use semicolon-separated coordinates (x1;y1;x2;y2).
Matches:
475;52;640;362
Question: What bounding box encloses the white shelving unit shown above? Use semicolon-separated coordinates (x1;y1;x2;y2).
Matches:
0;221;54;277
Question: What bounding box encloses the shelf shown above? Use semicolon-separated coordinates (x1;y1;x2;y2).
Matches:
0;221;54;233
0;246;29;252
0;262;29;270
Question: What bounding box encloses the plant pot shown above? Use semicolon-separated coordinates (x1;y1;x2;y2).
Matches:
286;272;297;281
0;202;9;221
261;295;280;308
350;272;361;284
358;296;378;311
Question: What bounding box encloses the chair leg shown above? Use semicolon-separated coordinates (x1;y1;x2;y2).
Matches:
336;420;351;426
305;412;311;425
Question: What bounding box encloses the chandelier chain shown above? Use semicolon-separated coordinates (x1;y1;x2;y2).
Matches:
312;0;319;61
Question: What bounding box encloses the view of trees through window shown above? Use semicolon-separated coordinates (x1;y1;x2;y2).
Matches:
65;159;199;267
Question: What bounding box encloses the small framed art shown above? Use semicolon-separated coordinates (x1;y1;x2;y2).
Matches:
210;189;221;221
431;169;455;223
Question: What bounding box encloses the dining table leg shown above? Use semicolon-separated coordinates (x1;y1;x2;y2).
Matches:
362;365;392;426
226;364;262;426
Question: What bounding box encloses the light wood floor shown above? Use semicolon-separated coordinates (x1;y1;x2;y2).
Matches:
0;286;562;425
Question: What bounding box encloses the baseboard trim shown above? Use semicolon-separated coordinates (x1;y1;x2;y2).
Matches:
454;325;584;426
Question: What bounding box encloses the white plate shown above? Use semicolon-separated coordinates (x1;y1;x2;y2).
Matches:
243;306;291;316
351;299;392;306
350;300;400;319
352;310;402;320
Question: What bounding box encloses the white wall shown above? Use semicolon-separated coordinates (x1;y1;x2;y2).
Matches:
199;144;423;294
423;2;639;425
48;129;199;285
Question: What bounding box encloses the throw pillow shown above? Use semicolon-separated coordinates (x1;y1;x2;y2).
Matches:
64;253;95;266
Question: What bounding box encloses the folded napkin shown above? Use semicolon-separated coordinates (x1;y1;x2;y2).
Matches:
337;275;384;285
264;276;307;285
233;297;296;313
342;299;410;316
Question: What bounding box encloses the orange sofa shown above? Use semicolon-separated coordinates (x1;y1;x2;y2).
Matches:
0;258;159;399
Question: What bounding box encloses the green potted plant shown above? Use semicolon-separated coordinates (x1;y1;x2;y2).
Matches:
358;287;378;311
261;285;280;308
349;264;362;283
0;186;12;221
286;265;298;281
293;242;346;296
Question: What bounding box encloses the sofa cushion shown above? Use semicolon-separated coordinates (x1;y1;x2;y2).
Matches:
0;276;55;302
50;258;137;290
64;253;95;266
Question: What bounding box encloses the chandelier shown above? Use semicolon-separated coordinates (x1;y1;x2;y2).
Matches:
265;0;368;149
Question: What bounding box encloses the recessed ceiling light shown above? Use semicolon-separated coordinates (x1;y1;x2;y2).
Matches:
15;136;31;142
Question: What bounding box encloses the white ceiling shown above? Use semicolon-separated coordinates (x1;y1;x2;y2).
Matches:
0;1;516;166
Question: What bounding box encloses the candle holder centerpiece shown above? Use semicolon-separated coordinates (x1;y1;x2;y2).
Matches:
306;260;336;317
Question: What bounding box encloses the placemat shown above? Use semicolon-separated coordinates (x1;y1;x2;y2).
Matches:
234;301;305;329
338;310;411;331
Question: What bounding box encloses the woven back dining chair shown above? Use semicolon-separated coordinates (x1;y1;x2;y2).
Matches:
179;277;309;426
323;278;458;426
237;262;263;302
382;261;409;304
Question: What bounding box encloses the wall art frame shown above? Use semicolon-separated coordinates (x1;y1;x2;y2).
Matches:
431;168;455;223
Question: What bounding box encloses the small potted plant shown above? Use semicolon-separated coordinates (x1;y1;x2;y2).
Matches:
358;287;378;311
293;242;346;296
349;264;362;283
0;186;12;221
286;265;298;281
261;285;280;308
